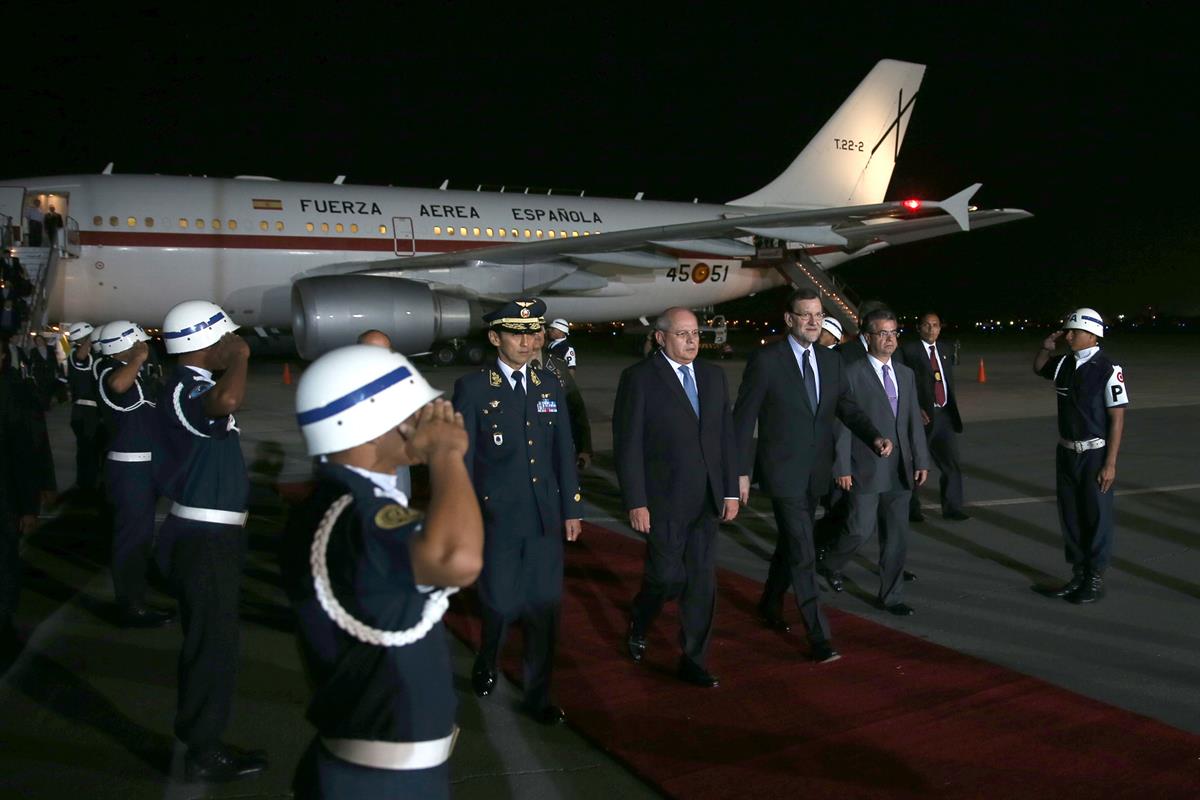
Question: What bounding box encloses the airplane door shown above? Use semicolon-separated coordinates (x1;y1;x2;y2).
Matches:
0;186;26;247
392;216;415;256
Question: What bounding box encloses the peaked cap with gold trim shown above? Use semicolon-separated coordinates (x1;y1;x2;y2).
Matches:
483;297;546;333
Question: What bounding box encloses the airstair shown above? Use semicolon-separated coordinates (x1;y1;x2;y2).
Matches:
755;248;861;332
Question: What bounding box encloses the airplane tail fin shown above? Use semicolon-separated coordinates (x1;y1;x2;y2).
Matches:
729;59;926;209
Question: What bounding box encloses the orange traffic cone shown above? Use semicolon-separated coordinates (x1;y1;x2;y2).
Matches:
282;362;292;385
977;357;987;383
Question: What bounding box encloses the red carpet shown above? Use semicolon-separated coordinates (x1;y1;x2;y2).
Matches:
445;522;1200;799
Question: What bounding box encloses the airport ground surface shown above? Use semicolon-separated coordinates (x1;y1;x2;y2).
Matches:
2;331;1198;799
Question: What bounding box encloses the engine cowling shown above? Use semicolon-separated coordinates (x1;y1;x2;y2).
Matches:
292;275;475;359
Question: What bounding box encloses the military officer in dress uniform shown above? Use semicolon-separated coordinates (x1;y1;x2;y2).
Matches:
66;321;107;494
284;345;483;799
95;321;175;629
155;300;266;782
532;328;593;470
1034;308;1128;604
452;298;583;725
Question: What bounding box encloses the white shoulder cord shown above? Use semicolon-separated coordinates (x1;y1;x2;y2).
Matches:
310;494;457;647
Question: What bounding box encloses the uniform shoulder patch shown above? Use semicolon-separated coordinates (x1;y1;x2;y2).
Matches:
489;370;503;387
374;503;422;530
529;369;542;387
188;381;214;399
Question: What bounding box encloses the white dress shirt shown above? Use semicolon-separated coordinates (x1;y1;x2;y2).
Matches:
496;358;529;391
867;354;900;400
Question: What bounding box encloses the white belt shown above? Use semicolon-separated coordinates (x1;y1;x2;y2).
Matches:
169;502;248;527
108;451;152;462
74;399;97;407
322;727;458;771
1059;437;1106;453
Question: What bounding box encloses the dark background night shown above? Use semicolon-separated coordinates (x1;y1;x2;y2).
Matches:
5;5;1196;321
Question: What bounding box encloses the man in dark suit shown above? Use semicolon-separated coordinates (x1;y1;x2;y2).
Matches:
821;308;929;615
898;312;969;522
733;289;892;663
613;307;739;688
452;298;582;726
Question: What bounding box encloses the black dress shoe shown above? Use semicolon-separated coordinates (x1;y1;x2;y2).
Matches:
756;600;790;633
1037;569;1085;599
943;510;971;521
909;510;926;523
531;705;566;725
810;641;841;664
471;660;497;697
884;602;916;616
903;570;918;583
184;743;268;783
816;565;844;592
121;605;176;629
677;660;719;688
1067;572;1105;605
626;620;646;663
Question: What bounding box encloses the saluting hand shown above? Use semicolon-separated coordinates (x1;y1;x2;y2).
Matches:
402;399;468;463
128;340;150;364
211;333;249;370
1042;330;1065;350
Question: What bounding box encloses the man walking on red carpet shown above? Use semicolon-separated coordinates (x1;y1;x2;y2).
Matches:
613;307;740;688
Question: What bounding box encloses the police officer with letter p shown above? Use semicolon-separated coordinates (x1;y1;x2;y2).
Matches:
1034;307;1128;604
155;300;265;782
453;298;582;726
284;345;483;799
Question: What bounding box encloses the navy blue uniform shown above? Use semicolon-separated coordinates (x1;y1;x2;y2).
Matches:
155;365;249;750
283;464;456;799
98;356;160;610
1038;348;1129;573
453;360;582;710
67;351;106;491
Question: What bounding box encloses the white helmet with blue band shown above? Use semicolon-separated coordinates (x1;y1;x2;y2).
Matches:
296;345;442;456
95;320;152;356
162;300;237;354
1064;307;1105;338
67;321;94;343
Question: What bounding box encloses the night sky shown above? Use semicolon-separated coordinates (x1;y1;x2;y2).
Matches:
6;6;1196;320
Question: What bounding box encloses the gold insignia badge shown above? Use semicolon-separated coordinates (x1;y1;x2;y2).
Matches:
375;504;420;530
529;370;542;387
489;399;500;408
541;392;551;399
573;492;582;502
489;370;502;387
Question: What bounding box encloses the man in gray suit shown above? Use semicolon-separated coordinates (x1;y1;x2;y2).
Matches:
819;308;929;616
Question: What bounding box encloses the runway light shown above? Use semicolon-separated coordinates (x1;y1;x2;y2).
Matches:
902;198;922;211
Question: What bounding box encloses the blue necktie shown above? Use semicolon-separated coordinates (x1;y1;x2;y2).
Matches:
679;365;699;417
802;348;818;411
512;369;526;399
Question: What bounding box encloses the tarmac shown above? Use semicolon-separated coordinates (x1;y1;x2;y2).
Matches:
2;330;1198;799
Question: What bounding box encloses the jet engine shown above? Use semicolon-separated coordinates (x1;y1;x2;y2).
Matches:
292;275;475;359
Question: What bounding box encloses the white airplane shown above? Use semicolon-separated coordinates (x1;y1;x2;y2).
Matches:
2;59;1029;360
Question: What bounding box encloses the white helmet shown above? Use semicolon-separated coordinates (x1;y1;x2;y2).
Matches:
821;316;844;341
67;321;94;342
296;345;442;456
96;320;152;356
162;300;237;354
1064;307;1104;338
549;318;570;334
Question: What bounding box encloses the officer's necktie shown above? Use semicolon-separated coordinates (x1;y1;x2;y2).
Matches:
802;348;818;411
679;364;700;417
882;364;898;417
929;345;946;407
512;369;526;399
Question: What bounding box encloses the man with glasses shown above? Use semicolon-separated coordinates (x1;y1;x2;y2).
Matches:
819;308;929;616
614;307;739;687
734;289;891;663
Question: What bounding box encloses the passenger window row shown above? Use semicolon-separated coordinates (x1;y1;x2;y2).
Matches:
431;226;598;239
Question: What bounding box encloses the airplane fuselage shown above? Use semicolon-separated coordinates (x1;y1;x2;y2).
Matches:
11;174;804;329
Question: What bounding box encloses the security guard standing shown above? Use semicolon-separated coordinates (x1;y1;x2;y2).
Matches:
1034;308;1128;604
546;317;577;373
452;298;583;725
66;321;106;494
95;321;174;628
284;345;483;799
0;337;56;669
155;300;266;782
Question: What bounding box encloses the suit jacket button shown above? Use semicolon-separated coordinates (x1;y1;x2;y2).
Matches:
532;477;538;483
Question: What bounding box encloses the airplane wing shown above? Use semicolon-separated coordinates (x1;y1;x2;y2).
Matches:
305;184;1024;285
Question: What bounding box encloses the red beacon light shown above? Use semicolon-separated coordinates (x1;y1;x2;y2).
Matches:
902;198;922;211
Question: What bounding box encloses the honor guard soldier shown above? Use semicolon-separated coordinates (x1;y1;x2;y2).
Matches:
95;321;175;629
66;321;106;494
284;345;483;799
155;300;266;782
452;298;583;725
1034;308;1128;604
546;317;577;372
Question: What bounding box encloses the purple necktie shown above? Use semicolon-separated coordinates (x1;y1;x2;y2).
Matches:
882;364;898;417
